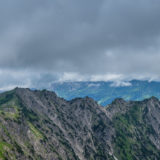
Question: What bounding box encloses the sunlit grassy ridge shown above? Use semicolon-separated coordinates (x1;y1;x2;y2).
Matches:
28;122;44;140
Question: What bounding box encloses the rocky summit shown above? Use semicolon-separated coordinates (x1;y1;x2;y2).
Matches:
0;88;160;160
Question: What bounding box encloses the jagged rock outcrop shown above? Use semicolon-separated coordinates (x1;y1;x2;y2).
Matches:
0;88;160;160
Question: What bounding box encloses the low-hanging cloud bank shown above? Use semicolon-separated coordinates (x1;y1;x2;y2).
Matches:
0;70;160;91
0;0;160;89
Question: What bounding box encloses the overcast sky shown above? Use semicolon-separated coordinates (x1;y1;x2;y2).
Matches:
0;0;160;89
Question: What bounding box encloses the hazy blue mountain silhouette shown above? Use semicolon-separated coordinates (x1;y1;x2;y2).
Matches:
51;80;160;105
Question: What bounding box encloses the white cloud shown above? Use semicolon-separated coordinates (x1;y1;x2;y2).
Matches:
88;83;100;87
110;81;132;87
0;70;160;91
58;72;87;82
90;74;123;81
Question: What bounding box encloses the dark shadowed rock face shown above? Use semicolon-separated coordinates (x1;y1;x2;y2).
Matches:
0;88;160;160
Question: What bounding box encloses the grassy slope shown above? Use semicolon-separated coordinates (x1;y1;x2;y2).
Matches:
112;105;160;160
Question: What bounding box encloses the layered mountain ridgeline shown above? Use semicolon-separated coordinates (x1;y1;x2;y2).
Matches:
51;80;160;105
0;88;160;160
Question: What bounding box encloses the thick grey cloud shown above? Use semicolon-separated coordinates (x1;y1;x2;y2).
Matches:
0;0;160;88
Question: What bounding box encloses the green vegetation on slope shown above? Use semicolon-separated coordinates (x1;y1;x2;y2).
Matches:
0;88;160;160
0;141;13;160
0;91;21;121
28;122;44;140
113;105;160;160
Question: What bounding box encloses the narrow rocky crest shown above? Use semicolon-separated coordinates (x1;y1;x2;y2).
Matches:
0;88;159;160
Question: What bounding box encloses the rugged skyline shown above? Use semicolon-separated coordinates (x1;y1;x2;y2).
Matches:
0;0;160;89
0;87;160;159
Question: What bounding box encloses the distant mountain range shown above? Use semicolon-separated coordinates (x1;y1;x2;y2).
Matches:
0;88;160;160
51;80;160;105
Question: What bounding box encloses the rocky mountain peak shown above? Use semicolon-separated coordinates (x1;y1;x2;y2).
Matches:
0;88;160;160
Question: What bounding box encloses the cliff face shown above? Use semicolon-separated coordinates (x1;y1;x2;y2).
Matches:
0;88;160;160
107;97;160;160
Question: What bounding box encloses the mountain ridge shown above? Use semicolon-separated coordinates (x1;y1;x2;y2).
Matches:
0;88;160;159
50;80;160;105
